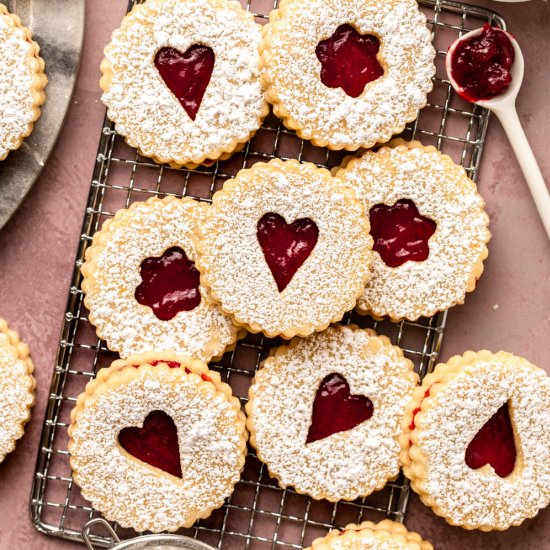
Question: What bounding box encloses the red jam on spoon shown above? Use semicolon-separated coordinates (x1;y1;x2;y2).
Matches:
369;199;437;268
154;45;215;120
450;24;515;102
119;410;182;478
465;402;517;478
316;24;384;98
135;246;201;321
257;213;319;292
306;373;374;444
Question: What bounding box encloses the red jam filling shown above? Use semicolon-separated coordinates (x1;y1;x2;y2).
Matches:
316;24;384;98
465;402;517;478
141;360;212;382
154;45;215;120
369;199;437;268
450;24;515;102
256;213;319;292
135;246;201;321
306;373;374;444
119;410;182;478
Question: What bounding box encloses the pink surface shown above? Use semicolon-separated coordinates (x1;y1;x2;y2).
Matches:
0;1;548;548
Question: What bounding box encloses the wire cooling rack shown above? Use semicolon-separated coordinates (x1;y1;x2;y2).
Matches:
31;0;505;547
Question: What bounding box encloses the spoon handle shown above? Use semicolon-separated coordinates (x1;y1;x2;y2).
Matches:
493;106;550;241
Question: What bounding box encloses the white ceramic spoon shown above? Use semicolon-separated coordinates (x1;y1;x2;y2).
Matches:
447;28;550;240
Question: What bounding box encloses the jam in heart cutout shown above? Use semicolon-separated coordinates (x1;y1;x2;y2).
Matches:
119;410;182;478
257;213;319;292
316;24;384;98
154;45;215;120
135;246;201;321
306;373;374;444
369;199;437;268
465;402;517;478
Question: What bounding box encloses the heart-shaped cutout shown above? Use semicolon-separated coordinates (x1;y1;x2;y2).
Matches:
155;45;215;120
306;373;374;444
316;24;384;98
119;410;182;478
369;199;437;268
257;213;319;292
465;402;517;478
135;246;201;321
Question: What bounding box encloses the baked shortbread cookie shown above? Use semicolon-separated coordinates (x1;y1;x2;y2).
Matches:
246;325;418;501
335;140;490;321
260;0;435;150
400;350;550;531
308;520;433;550
0;318;35;463
68;358;247;532
195;159;373;338
0;5;47;160
81;196;239;362
100;0;268;168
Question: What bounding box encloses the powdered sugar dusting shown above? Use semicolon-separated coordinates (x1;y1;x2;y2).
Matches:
81;197;239;361
262;0;435;149
247;325;418;501
411;353;550;530
337;142;490;320
102;0;266;165
69;365;246;532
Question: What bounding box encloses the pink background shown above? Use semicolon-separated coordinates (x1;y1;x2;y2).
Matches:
0;0;549;548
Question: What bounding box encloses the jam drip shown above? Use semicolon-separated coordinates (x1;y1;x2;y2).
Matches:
119;410;182;478
316;24;384;98
154;45;215;120
257;213;319;292
450;24;515;102
135;246;201;321
369;199;437;268
306;373;374;444
465;402;517;478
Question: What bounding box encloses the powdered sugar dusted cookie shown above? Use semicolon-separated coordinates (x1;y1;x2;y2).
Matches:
0;5;47;160
400;350;550;531
260;0;435;150
195;159;373;339
81;196;239;362
0;318;35;463
100;0;268;168
68;358;247;532
246;325;418;501
335;140;490;321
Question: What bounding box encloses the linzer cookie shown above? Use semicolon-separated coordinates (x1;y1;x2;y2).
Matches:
0;318;35;463
68;358;247;532
335;140;490;321
308;519;433;550
0;5;47;160
260;0;435;150
100;0;268;168
195;159;373;338
246;325;418;501
81;196;239;362
400;350;550;531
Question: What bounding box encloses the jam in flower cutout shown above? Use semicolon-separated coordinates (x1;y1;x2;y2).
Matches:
465;402;517;478
306;373;374;444
369;199;437;268
155;45;215;120
316;24;384;98
257;213;319;292
135;246;201;321
119;410;182;478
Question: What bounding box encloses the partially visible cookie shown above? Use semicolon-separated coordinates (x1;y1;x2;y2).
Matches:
0;318;35;463
0;5;47;160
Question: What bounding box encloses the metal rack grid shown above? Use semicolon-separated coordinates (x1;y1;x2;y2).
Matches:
30;1;505;547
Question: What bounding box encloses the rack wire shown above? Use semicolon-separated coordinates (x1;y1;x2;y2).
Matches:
31;0;505;547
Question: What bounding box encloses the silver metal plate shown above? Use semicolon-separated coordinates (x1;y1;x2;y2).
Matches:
0;0;85;229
